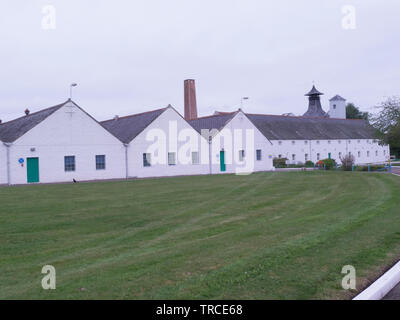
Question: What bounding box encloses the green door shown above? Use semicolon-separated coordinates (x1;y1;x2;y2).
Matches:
27;157;39;183
220;151;226;172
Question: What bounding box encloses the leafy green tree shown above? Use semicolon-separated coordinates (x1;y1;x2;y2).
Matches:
346;103;369;120
371;96;400;157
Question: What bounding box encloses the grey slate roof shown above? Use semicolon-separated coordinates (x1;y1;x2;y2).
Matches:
329;95;346;101
305;85;323;96
246;114;375;140
188;111;375;141
188;112;236;136
101;108;167;143
0;101;67;143
302;103;328;118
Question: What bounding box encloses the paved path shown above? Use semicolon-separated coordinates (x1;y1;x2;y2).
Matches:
383;282;400;300
391;166;400;175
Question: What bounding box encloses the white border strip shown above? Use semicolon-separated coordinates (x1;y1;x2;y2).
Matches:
353;261;400;300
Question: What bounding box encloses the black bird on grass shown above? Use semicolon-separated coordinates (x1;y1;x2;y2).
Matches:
73;178;78;183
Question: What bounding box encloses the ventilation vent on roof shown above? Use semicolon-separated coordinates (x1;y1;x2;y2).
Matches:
114;115;119;120
25;109;30;116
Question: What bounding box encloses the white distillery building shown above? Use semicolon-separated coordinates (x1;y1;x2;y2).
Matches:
0;80;389;185
0;101;126;185
101;106;211;179
187;84;389;166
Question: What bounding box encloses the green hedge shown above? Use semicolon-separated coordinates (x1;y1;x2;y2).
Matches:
305;160;314;168
317;158;337;170
355;165;386;172
273;158;287;168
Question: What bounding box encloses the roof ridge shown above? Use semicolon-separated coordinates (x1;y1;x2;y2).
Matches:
101;107;167;123
0;100;68;126
246;112;364;121
191;112;236;121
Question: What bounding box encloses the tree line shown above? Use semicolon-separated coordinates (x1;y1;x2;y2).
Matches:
346;97;400;158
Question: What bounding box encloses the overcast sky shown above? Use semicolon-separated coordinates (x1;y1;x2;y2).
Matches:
0;0;399;122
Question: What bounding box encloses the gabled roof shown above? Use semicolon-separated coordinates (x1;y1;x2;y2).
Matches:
101;107;167;143
0;101;68;143
188;112;237;135
246;113;374;140
329;95;346;101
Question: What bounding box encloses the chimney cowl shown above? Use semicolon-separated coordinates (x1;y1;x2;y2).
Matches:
25;108;30;116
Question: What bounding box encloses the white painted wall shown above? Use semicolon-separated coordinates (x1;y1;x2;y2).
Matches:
271;138;390;165
329;98;346;119
127;107;210;178
210;112;275;174
0;142;8;184
8;102;126;184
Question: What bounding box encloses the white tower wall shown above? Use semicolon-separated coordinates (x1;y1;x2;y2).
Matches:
329;95;347;119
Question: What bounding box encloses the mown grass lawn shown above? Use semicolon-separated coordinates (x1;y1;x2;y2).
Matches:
1;171;400;300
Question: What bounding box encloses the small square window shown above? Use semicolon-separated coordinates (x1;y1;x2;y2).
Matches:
256;149;262;161
143;153;151;167
168;152;176;166
64;156;75;172
96;155;106;170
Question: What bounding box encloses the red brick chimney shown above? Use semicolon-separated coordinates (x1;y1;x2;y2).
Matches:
184;79;198;121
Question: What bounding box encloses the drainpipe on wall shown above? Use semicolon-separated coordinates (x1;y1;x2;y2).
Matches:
4;142;12;185
208;136;212;175
123;143;129;179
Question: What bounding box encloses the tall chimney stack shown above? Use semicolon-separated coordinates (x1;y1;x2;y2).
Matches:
184;79;198;121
